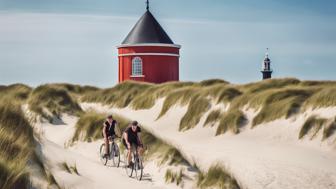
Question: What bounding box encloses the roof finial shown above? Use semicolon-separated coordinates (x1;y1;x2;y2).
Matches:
265;48;269;58
146;0;149;11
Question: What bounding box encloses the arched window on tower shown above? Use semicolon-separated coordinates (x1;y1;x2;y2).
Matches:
132;57;143;76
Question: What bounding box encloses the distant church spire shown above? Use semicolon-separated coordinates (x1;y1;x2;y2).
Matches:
261;48;273;80
146;0;149;11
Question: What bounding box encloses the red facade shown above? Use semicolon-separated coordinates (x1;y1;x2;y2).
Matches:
117;45;180;83
117;9;180;84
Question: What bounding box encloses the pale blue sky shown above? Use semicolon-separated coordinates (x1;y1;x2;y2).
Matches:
0;0;336;87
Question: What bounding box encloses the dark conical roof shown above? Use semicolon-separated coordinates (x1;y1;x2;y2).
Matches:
122;11;174;44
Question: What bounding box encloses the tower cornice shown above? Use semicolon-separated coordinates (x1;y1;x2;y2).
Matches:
117;43;181;49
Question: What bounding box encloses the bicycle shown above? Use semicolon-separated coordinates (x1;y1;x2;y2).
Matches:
99;136;120;167
124;144;144;181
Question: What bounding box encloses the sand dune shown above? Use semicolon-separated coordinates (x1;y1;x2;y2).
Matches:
34;114;183;189
81;99;336;189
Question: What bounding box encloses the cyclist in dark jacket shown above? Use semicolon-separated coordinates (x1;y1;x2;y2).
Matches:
122;121;143;167
102;115;118;157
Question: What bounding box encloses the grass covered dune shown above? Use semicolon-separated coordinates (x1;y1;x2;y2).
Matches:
81;78;336;138
1;78;336;188
71;111;240;189
0;102;35;189
0;84;72;189
0;102;58;189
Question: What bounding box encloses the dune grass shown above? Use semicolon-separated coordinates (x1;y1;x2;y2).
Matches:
204;109;222;127
157;86;200;118
0;102;35;189
165;168;183;186
323;117;336;140
70;164;79;175
46;172;60;188
240;78;301;93
131;81;196;110
159;147;189;166
199;79;229;86
81;81;153;108
50;83;99;95
197;164;240;189
179;95;210;131
0;95;61;188
60;162;79;175
216;110;246;135
28;84;83;121
303;87;336;109
81;80;215;111
78;78;336;136
299;116;328;139
71;111;190;165
251;88;314;126
0;84;32;102
81;80;232;133
216;87;242;104
60;162;71;174
71;111;106;142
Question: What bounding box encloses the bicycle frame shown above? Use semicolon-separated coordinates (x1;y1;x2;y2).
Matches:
124;144;143;180
100;136;120;167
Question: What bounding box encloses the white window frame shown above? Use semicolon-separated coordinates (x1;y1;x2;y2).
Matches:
132;57;143;76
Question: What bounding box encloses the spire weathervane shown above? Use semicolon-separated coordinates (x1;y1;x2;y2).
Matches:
146;0;149;11
266;48;269;57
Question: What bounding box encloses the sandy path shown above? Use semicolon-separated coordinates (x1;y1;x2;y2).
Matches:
82;101;336;189
37;115;179;189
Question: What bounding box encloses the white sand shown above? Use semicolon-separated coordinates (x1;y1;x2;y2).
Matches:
34;113;186;189
82;100;336;189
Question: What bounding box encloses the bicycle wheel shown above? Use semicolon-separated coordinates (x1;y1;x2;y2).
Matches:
124;151;133;177
111;143;121;167
114;143;121;167
134;155;143;181
99;144;108;166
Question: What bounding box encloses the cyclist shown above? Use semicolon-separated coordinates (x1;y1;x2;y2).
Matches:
102;115;118;158
122;121;143;167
